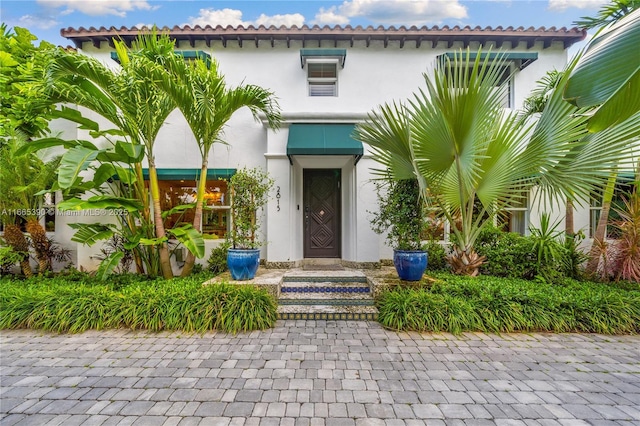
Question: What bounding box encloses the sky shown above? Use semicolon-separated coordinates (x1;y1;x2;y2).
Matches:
1;0;607;48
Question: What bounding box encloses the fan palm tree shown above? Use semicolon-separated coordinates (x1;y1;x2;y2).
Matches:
355;50;640;276
132;33;282;276
42;39;178;279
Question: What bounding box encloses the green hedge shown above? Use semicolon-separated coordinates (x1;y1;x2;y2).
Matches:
377;273;640;334
0;274;277;334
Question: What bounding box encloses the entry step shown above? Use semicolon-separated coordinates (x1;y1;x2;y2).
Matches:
277;304;378;321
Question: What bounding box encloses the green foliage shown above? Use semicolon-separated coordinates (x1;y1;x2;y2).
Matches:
424;241;448;271
608;192;640;282
529;213;566;274
356;47;639;275
229;167;274;249
474;226;537;279
562;232;589;280
574;0;640;29
94;252;125;281
207;242;231;275
370;179;424;250
565;6;640;131
377;273;640;334
0;274;277;333
0;246;23;275
0;25;56;139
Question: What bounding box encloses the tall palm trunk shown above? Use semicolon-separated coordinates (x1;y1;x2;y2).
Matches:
148;160;173;279
3;223;32;277
565;198;575;237
25;217;50;274
586;173;617;275
181;161;208;277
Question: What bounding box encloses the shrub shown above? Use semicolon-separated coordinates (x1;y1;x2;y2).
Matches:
207;241;230;275
0;274;277;334
474;226;537;279
0;246;23;276
376;272;640;334
424;241;447;271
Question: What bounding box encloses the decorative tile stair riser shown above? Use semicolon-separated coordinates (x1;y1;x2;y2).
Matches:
277;275;378;321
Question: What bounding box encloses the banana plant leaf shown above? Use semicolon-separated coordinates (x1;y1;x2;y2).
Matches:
58;195;142;212
51;106;100;131
68;223;115;246
169;224;205;259
14;137;98;156
95;252;125;280
58;146;101;189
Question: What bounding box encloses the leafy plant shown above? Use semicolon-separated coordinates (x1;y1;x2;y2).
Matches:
0;25;56;139
136;32;281;276
377;272;640;334
424;241;447;271
0;246;23;276
370;179;425;251
207;241;231;275
229;167;274;250
474;226;537;279
356;48;639;276
0;275;277;333
529;213;567;275
609;192;640;282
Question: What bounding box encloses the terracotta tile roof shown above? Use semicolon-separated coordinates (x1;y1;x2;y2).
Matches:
61;24;586;50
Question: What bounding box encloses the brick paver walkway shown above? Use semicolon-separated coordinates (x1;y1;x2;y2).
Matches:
1;321;639;426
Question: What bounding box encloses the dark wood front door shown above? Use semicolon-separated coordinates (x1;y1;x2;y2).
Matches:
304;169;341;258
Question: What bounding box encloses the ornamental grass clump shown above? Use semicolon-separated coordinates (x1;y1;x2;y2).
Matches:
0;274;277;333
376;273;640;334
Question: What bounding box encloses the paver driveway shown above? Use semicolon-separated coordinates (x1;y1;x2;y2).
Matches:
1;321;639;426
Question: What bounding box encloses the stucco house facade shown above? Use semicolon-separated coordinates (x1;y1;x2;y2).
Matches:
49;24;589;271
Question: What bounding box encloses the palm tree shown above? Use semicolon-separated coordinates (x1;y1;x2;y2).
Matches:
133;33;281;276
565;5;640;274
43;39;178;279
355;50;640;276
574;0;639;30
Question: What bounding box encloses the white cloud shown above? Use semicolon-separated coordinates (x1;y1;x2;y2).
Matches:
313;0;468;26
548;0;607;12
37;0;156;17
185;8;304;27
14;14;60;30
313;7;351;26
254;13;305;27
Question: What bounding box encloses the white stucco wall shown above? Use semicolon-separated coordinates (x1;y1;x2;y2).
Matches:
50;36;576;269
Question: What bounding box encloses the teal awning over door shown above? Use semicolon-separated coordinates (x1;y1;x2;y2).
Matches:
286;124;363;164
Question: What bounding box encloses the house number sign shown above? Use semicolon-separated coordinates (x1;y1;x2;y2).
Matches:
276;186;281;212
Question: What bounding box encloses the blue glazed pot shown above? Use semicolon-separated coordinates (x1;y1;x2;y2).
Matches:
227;248;261;281
393;250;428;281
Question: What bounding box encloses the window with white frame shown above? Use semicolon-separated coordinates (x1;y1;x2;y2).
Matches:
306;60;338;97
499;194;528;235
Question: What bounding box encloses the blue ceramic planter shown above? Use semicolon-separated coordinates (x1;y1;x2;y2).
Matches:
393;250;428;281
227;248;260;280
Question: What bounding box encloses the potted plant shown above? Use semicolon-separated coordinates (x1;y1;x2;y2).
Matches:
227;167;274;280
371;178;428;281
